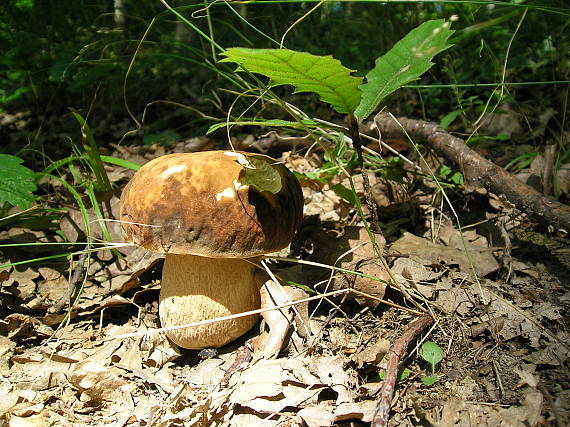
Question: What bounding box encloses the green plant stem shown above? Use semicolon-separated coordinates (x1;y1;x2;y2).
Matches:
70;111;112;192
0;253;72;269
203;0;217;60
159;0;224;53
348;114;379;232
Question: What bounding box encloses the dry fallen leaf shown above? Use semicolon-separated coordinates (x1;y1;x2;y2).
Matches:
352;338;390;365
303;226;389;306
36;267;68;302
228;358;325;415
298;404;336;427
0;336;16;375
1;313;53;339
311;355;358;404
430;391;542;427
253;280;309;359
298;400;376;426
68;360;129;403
1;265;39;300
390;232;499;277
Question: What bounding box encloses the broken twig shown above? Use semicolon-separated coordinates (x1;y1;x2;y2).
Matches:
374;112;570;233
372;313;434;427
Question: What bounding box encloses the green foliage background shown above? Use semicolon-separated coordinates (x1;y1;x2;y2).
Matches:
0;0;568;162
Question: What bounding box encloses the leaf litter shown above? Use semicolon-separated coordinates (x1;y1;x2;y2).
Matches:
0;144;568;426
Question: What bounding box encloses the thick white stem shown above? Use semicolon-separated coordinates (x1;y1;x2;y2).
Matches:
159;254;261;349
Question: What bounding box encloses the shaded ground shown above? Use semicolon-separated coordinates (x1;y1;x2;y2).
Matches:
1;133;569;426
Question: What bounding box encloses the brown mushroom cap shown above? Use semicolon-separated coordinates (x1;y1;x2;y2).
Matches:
120;150;303;257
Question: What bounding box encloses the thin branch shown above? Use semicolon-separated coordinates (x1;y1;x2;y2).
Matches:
374;112;570;233
372;313;434;427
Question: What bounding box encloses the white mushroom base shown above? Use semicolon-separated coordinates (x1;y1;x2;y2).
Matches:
159;254;262;349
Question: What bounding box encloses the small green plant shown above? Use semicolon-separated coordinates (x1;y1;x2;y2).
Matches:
438;165;464;186
70;111;112;193
220;19;454;122
379;367;411;382
420;341;444;386
296;136;358;185
216;18;454;199
293;136;359;205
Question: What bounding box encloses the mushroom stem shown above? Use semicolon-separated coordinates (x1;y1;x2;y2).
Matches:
159;253;262;349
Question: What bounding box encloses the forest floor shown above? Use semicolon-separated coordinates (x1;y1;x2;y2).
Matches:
1;123;569;426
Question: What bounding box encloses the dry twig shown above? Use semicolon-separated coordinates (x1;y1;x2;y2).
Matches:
372;313;434;427
374;112;570;233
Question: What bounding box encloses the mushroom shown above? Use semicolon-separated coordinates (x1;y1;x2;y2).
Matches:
119;150;303;349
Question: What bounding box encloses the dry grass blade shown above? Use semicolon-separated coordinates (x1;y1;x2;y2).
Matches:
111;288;350;340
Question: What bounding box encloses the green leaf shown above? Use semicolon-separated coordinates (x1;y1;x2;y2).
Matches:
381;158;406;182
379;367;411;382
450;171;464;185
240;156;282;194
285;281;317;294
330;183;358;206
505;152;538;171
221;48;363;115
207;118;319;134
440;110;462;129
100;155;141;171
70;111;112;192
0;154;37;210
355;19;454;120
15;0;34;9
439;165;452;178
398;368;411;381
296;164;339;184
420;341;444;366
0;87;29;105
421;375;439;386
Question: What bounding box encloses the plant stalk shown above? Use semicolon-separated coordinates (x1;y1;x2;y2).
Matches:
348;114;380;232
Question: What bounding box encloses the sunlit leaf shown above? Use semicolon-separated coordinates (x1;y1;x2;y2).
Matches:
421;375;439;386
221;48;363;114
420;341;444;366
355;19;454;120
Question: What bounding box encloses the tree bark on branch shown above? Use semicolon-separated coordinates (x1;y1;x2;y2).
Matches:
372;313;434;427
374;112;570;234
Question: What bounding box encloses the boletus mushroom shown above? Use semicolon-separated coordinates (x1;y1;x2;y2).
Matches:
119;150;303;349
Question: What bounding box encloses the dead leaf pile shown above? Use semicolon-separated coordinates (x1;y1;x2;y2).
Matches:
1;146;568;426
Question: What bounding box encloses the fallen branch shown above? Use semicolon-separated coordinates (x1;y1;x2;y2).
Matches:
372;313;434;427
374;112;570;233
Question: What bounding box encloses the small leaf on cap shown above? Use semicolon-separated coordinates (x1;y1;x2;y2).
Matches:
239;157;283;194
